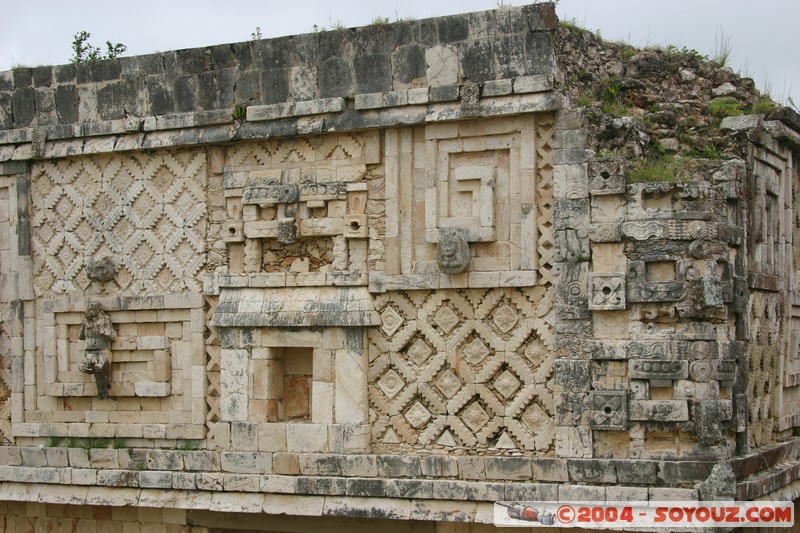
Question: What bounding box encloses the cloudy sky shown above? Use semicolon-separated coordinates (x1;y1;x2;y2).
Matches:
1;1;797;105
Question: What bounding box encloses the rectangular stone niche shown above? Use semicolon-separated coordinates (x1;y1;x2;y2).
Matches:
17;294;207;440
220;327;369;453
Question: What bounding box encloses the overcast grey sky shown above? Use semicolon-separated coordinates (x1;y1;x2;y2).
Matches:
1;1;797;104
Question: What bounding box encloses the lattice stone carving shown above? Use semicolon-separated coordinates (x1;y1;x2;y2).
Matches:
369;287;555;453
31;151;208;296
747;291;781;448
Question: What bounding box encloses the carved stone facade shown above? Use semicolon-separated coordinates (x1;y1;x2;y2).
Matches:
0;2;799;530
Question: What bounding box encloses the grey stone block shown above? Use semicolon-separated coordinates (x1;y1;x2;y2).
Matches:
172;472;197;490
649;487;698;501
378;455;422;478
20;447;47;467
559;484;606;502
221;451;271;474
97;469;139;488
319;57;353;99
11;87;35;128
355;92;383;110
485;457;532;481
341;455;378;477
606;486;649;502
182;451;220;472
147;450;183;471
429;84;460;102
421;455;458;478
140;471;173;489
568;459;617;483
385;479;433;499
431;480;504;501
457;456;486;479
504;482;560;501
223;473;261;492
260;474;295;494
658;461;714;484
299;453;343;476
12;68;32;88
44;448;69;468
196;472;224;491
393;45;426;84
482;79;513;96
296;476;346;495
530;458;569;482
613;460;658;485
67;448;91;469
346;477;386;497
354;54;392;94
460;40;496;82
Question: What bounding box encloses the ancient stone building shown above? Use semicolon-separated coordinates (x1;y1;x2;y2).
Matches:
0;2;798;531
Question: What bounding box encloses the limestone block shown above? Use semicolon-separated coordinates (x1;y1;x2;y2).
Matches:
287;424;328;453
258;423;287;452
425;46;459;87
220;349;248;421
335;349;367;424
513;75;552;94
648;487;698;501
221;452;271;474
224;474;261;492
312;381;334;424
260;474;296;494
559;484;606;502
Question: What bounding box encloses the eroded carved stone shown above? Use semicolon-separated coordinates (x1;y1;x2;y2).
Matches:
588;158;626;195
629;359;688;384
590;390;627;430
629;400;689;422
277;218;298;244
436;229;470;274
86;256;117;282
460;80;480;116
696;463;736;501
79;303;116;400
694;400;726;445
31;128;46;158
588;272;626;311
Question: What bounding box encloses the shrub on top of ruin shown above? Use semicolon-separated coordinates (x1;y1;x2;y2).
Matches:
71;31;126;63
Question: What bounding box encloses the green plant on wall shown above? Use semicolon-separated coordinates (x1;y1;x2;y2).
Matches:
707;97;743;118
231;103;246;122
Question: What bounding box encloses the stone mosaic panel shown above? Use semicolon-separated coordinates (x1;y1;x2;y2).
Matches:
368;286;555;453
221;133;377;278
31;150;208;296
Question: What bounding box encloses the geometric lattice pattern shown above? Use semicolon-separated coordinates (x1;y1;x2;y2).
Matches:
535;113;555;288
747;291;781;448
369;286;555;453
31;150;207;296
